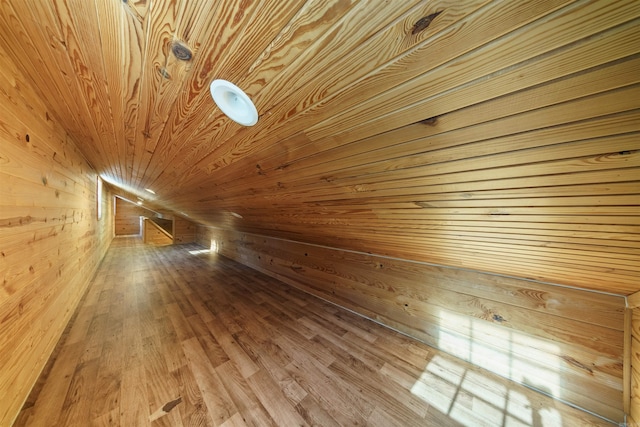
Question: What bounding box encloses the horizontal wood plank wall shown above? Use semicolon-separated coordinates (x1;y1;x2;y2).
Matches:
114;196;153;235
173;1;637;297
0;41;114;426
173;216;197;244
142;218;173;246
0;1;637;295
198;226;626;423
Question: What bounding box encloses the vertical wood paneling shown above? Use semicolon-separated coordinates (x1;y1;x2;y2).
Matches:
628;292;640;424
632;314;640;424
0;40;113;426
198;226;626;423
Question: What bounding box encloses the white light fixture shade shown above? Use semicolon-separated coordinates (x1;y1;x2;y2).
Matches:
210;80;258;126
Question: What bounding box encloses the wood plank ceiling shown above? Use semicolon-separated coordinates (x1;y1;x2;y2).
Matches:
0;0;638;294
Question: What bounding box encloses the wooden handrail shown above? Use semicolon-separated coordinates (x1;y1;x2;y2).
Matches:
142;217;173;240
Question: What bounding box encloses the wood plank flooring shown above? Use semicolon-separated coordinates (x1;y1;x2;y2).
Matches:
14;237;612;426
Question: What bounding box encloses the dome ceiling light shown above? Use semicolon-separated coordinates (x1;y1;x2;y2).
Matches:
210;80;258;126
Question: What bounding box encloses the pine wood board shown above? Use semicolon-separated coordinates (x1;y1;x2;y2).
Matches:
140;0;307;188
632;335;640;423
185;89;640;197
94;0;140;182
204;1;634;177
202;229;620;356
304;4;640;143
41;1;121;177
264;133;640;200
129;0;208;185
0;4;100;165
204;55;640;186
196;0;576;173
185;0;430;174
294;107;640;186
216;231;625;326
171;0;364;174
225;241;627;360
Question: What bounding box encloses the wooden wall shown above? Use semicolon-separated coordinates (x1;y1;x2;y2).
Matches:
173;216;197;244
114;196;152;236
0;2;636;298
0;42;114;426
198;226;626;423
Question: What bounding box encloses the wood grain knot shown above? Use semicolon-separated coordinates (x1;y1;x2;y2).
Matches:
412;11;442;35
158;67;171;79
162;397;182;412
560;356;593;374
419;116;438;126
171;42;192;61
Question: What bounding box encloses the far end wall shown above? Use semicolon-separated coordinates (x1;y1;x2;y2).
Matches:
114;196;154;235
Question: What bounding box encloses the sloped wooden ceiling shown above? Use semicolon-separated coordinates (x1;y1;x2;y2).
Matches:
0;0;638;294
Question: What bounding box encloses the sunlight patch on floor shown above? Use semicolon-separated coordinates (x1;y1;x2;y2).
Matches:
188;249;211;255
187;240;219;255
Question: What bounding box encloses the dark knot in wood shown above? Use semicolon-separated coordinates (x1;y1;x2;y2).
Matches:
162;397;183;412
412;11;442;35
158;67;171;79
420;116;438;126
171;41;192;61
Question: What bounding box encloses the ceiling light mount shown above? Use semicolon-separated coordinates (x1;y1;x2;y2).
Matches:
210;80;258;126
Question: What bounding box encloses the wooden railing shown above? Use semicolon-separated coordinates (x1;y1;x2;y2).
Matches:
142;217;173;246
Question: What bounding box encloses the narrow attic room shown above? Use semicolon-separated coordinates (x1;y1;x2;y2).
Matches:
0;1;638;426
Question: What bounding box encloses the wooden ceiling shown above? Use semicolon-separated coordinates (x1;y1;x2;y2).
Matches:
0;0;638;294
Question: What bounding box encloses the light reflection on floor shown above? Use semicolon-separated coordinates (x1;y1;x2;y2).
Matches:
187;240;219;255
411;354;563;426
410;310;564;427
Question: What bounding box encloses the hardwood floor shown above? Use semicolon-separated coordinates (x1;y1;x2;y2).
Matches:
15;237;612;426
